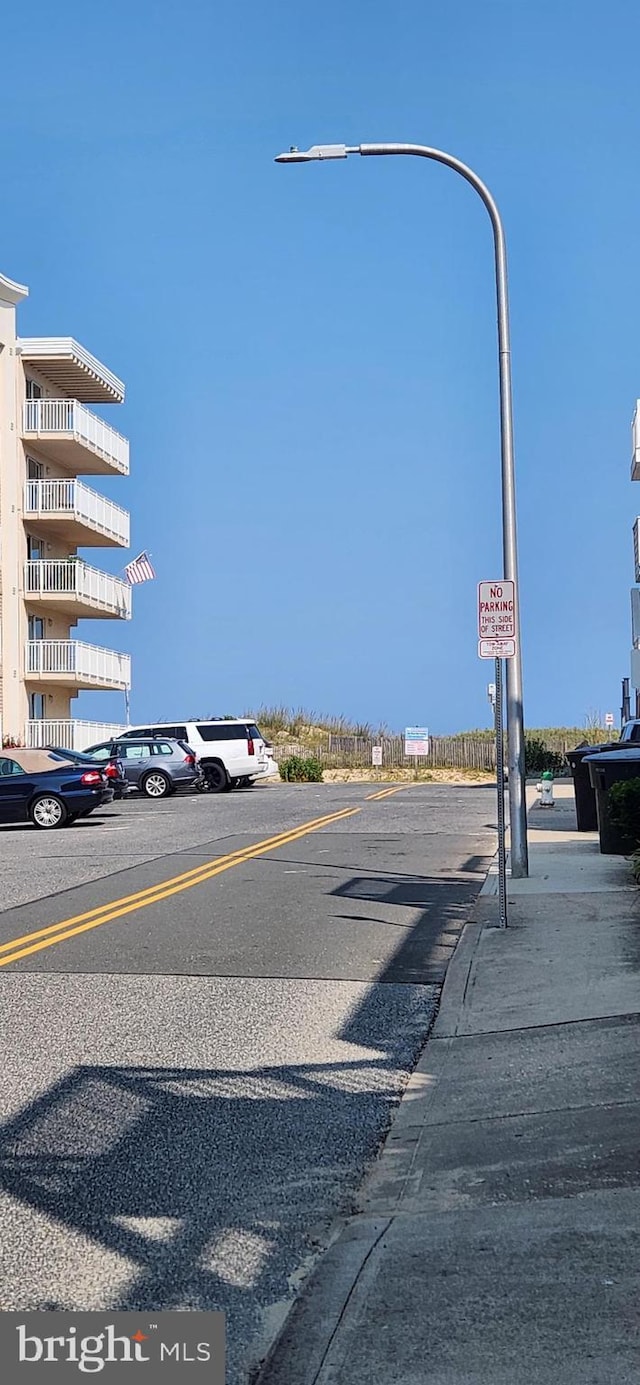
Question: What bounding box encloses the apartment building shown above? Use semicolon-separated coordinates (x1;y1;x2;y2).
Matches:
0;269;131;751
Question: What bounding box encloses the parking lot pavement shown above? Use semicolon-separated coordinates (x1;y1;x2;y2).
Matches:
0;782;496;1383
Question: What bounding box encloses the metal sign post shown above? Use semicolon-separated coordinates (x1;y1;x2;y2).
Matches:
404;727;429;781
494;657;508;928
479;581;515;927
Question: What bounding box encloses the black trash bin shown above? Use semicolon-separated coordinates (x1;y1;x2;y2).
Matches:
585;748;640;854
566;742;620;831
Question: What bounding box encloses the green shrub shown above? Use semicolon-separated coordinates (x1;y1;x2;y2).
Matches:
279;755;324;783
524;736;565;775
607;778;640;850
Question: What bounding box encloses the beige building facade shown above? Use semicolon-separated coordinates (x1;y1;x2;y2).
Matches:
0;270;131;750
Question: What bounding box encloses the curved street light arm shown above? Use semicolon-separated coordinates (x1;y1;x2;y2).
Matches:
275;140;528;877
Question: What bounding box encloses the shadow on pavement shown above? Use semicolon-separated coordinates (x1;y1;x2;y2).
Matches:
0;1045;429;1380
0;853;492;1379
528;806;579;833
332;872;486;989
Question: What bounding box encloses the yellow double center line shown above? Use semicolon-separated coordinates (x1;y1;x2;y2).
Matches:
0;805;360;969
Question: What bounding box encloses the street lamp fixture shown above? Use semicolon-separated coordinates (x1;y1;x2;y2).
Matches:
275;140;529;879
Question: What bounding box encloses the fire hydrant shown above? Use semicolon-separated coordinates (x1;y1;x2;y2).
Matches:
536;770;554;807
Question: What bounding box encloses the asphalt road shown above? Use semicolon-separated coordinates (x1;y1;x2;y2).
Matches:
0;782;496;1381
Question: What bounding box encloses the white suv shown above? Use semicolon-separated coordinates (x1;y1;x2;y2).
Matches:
120;720;268;792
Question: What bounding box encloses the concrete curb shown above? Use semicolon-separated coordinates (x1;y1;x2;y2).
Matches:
430;910;485;1040
252;873;495;1383
358;893;491;1215
252;1218;391;1385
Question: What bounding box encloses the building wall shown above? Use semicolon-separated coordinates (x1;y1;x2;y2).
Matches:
0;291;22;740
0;273;130;747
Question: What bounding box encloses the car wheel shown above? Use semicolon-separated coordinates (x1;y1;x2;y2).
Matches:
141;771;172;799
30;794;68;830
205;763;229;793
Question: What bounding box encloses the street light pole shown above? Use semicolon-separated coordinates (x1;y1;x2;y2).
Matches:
275;142;529;877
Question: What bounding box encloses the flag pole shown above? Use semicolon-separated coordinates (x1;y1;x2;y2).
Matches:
121;551;156;726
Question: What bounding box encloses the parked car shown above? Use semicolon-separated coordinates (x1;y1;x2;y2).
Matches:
119;720;268;792
46;745;129;799
0;749;113;829
84;736;199;798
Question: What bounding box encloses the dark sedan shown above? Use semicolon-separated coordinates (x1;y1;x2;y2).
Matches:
46;745;129;799
0;750;113;829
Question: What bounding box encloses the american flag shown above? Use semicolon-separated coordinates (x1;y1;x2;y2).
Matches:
125;552;156;585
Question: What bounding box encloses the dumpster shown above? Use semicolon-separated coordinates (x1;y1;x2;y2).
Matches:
585;748;640;854
566;743;619;831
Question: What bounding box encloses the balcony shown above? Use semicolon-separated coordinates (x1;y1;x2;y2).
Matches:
25;559;132;620
18;337;125;404
22;398;129;477
24;479;130;548
26;719;126;751
632;403;640;481
25;640;131;691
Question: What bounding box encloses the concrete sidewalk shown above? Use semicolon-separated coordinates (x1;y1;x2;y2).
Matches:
256;784;640;1384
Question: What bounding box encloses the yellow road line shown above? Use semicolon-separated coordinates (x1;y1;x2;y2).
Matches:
0;804;358;957
0;805;360;969
366;786;410;801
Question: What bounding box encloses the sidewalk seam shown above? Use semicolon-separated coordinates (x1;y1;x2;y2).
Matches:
444;1008;640;1039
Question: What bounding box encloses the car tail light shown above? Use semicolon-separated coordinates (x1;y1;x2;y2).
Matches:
105;763;118;779
184;753;196;766
248;737;255;756
80;771;103;786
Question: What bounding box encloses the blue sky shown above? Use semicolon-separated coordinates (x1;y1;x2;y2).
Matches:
2;0;638;733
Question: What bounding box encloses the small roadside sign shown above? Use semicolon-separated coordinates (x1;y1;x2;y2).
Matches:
479;637;516;660
404;727;429;756
478;580;516;641
605;712;615;728
372;745;383;766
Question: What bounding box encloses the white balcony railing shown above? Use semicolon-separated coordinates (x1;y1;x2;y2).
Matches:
26;640;131;689
24;479;130;546
26;719;126;751
25;559;132;618
23;398;129;475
